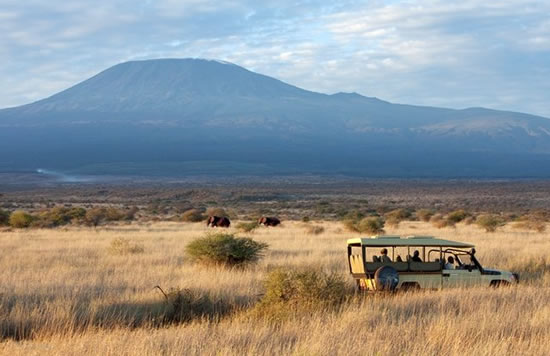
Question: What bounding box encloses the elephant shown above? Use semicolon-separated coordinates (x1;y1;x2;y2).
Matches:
258;216;281;227
207;216;231;228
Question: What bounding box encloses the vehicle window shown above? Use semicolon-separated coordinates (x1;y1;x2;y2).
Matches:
427;248;442;262
393;246;408;262
365;247;382;262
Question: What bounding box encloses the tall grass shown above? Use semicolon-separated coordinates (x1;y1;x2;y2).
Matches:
0;220;549;355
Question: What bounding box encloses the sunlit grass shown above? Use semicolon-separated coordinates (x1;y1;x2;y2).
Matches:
0;220;549;355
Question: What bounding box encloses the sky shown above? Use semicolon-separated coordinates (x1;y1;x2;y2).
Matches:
1;0;550;117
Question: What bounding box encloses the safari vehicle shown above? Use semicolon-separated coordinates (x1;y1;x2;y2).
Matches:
347;235;519;291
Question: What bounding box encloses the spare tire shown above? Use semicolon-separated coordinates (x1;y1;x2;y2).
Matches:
374;266;399;291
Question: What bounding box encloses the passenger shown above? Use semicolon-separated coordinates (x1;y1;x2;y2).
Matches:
380;248;392;263
372;255;380;262
411;250;422;262
445;256;455;270
396;255;403;262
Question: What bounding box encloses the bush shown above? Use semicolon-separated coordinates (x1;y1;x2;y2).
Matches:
84;208;105;227
9;210;34;228
206;207;227;217
251;268;348;322
357;216;385;234
301;216;310;222
154;286;222;323
385;208;411;227
513;215;546;233
84;207;127;227
430;213;452;229
33;206;87;228
104;207;126;221
343;216;385;234
108;237;145;255
182;209;205;222
124;206;139;221
185;233;268;267
447;209;469;224
236;221;259;233
306;225;325;235
0;209;10;226
476;214;504;232
416;209;434;222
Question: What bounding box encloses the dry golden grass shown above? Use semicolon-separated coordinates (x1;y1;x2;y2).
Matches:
1;220;550;355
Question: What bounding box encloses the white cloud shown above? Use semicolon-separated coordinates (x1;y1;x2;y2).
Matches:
0;0;549;117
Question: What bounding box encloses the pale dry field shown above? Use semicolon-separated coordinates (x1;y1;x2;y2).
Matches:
1;221;550;355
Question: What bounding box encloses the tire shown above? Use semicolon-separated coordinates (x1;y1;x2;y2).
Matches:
400;282;420;292
374;266;399;291
490;280;510;288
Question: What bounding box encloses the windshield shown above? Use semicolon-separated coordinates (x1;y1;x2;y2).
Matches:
443;248;483;270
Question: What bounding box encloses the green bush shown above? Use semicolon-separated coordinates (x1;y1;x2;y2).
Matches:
447;209;469;224
385;208;411;227
476;214;504;232
251;268;348;322
236;221;259;233
185;233;268;267
104;207;126;221
33;206;85;228
343;216;385;234
84;208;105;227
0;209;10;226
84;207;127;227
182;209;205;222
9;210;34;228
358;216;385;234
416;209;435;222
301;216;310;222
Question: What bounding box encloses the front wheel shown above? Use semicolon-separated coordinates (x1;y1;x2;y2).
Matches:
490;280;511;287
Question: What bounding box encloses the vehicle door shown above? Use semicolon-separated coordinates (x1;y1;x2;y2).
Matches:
442;268;483;287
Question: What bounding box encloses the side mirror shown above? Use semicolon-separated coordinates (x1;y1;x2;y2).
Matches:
467;265;472;272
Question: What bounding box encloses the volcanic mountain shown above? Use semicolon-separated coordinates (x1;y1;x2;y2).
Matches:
1;58;550;177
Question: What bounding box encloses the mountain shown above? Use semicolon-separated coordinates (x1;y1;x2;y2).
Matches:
1;58;550;178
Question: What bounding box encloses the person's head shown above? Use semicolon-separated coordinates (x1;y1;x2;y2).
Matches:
413;250;420;257
380;248;388;256
447;256;454;264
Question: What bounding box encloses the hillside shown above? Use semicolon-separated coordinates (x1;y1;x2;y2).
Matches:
1;58;550;177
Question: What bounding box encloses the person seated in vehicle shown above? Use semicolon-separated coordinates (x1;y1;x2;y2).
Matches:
379;248;392;263
444;256;455;269
411;250;422;262
372;255;380;262
396;255;403;262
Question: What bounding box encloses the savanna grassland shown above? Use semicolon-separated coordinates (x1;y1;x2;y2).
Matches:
1;220;550;355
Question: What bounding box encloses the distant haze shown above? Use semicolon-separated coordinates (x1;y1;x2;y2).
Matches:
1;58;550;178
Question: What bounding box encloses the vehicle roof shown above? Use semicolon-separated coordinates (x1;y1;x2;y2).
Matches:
347;235;475;248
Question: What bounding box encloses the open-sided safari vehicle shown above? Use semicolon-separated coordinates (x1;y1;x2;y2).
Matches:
348;235;519;291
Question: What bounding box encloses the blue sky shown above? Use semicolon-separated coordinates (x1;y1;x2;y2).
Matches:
1;0;550;117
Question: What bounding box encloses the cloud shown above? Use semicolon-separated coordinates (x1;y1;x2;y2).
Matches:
0;0;549;118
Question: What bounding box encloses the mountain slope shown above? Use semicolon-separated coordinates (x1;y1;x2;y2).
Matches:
1;58;550;177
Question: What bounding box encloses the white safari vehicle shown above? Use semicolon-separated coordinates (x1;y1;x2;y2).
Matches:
347;235;519;291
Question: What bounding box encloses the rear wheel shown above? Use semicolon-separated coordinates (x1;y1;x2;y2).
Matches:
374;266;399;291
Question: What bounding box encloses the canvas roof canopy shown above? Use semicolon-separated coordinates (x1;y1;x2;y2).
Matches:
347;235;474;248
